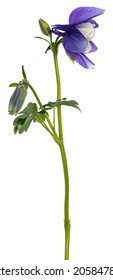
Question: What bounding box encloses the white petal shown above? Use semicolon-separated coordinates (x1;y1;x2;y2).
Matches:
76;22;95;40
85;42;92;53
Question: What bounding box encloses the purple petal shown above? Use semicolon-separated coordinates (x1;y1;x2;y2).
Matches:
62;30;88;53
88;19;99;28
52;24;70;31
69;7;105;25
52;24;78;35
52;24;71;36
75;53;95;68
52;29;65;36
89;41;98;53
65;49;95;68
10;87;20;105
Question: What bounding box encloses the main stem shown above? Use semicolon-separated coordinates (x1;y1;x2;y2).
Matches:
53;48;70;260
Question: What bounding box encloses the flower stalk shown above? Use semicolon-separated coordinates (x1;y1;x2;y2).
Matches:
53;46;70;260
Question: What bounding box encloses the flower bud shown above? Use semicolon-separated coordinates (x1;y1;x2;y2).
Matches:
39;18;51;36
8;81;28;115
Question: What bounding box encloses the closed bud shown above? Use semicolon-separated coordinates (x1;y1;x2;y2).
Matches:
39;18;51;36
8;81;28;115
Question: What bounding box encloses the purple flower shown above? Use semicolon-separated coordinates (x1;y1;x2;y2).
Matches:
52;7;105;68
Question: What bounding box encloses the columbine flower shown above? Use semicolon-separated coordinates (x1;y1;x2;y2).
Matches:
8;81;28;115
52;7;105;68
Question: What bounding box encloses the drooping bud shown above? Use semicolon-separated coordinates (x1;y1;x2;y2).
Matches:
39;18;51;36
8;81;28;115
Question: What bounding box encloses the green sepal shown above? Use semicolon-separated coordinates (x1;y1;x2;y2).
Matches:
9;83;19;87
39;18;51;36
68;56;75;63
22;65;27;79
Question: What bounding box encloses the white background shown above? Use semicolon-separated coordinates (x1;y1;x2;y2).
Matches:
0;0;113;277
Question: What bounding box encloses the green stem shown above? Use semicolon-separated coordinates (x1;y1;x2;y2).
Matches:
53;48;70;260
53;107;56;131
28;82;43;109
53;49;63;141
28;82;61;145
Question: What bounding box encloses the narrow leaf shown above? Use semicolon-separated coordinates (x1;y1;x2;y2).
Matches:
35;36;50;44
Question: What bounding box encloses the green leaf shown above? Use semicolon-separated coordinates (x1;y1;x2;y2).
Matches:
57;100;80;109
43;98;81;111
13;102;49;134
22;65;27;79
18;115;33;134
20;102;38;115
13;114;27;126
9;83;18;87
13;102;38;134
